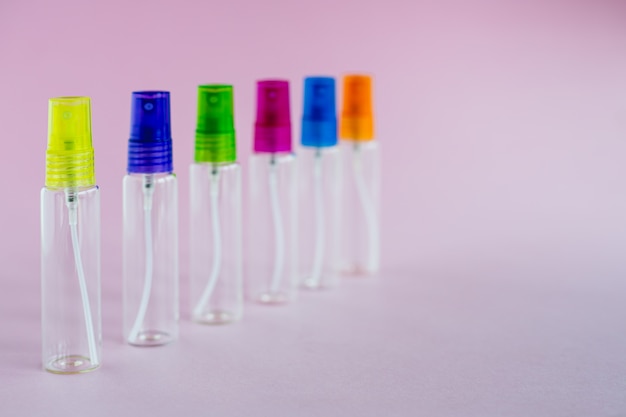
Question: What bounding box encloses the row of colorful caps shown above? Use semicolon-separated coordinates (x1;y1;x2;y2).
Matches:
247;74;374;153
46;74;373;188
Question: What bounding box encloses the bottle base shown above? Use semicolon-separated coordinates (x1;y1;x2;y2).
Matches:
301;276;338;290
256;291;290;305
341;264;377;277
193;310;240;325
128;329;175;347
45;355;99;374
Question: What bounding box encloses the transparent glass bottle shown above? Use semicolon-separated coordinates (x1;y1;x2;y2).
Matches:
249;152;298;303
339;74;381;275
41;187;101;373
340;141;380;275
298;76;342;289
41;96;101;374
299;147;342;289
249;80;298;304
123;173;179;345
189;84;243;324
190;163;242;323
122;91;179;346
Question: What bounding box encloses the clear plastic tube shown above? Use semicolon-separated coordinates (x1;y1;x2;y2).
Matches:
193;169;222;316
41;186;101;373
127;175;155;343
311;151;325;285
341;141;380;275
67;193;98;365
248;153;298;304
353;146;379;270
299;147;342;289
190;162;242;324
268;161;286;293
123;173;178;346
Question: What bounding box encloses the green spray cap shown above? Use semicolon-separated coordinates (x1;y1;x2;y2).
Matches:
194;84;236;163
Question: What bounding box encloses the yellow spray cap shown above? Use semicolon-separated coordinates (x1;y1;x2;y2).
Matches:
340;74;374;141
46;97;95;188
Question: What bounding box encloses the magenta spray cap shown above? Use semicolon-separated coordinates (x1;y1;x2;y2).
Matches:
254;80;292;153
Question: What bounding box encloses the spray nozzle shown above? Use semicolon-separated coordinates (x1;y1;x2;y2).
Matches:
340;74;374;141
195;85;237;164
254;80;292;153
127;91;173;174
46;97;95;189
301;76;337;148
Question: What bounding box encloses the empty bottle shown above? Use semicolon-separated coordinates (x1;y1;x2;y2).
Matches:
123;91;179;346
248;80;298;304
190;85;243;324
339;75;380;275
41;96;101;373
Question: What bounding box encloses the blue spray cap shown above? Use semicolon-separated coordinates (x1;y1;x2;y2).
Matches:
127;91;173;174
301;77;337;148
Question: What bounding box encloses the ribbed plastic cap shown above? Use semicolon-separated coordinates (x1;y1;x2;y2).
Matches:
340;74;374;141
127;91;173;174
195;85;236;163
46;96;95;188
254;80;292;153
301;76;337;148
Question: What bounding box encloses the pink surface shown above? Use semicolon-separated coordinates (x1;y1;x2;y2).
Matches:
2;0;626;415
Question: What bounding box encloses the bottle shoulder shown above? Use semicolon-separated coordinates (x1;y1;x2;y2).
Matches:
191;161;240;170
42;185;99;196
298;145;341;157
250;152;296;164
124;172;176;183
341;140;379;152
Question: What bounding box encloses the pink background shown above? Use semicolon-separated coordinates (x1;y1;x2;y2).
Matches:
2;0;626;415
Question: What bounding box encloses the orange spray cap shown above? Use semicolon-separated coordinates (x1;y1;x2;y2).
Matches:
340;74;374;141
